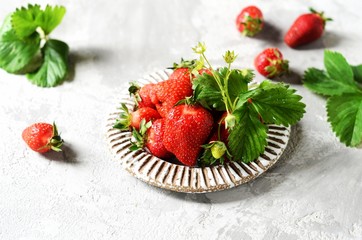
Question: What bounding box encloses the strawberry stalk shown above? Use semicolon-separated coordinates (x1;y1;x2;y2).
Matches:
193;43;235;114
309;8;332;27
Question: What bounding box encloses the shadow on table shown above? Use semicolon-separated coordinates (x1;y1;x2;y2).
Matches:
66;47;114;82
274;68;303;85
42;144;79;164
253;22;283;44
160;124;305;204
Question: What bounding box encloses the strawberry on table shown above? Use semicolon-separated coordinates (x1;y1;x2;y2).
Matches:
114;105;161;131
254;48;289;78
236;6;264;37
22;122;63;153
163;104;214;166
284;8;332;48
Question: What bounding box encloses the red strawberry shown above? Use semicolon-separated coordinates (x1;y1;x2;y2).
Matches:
163;104;214;166
169;68;212;83
236;6;264;37
284;8;331;48
169;68;192;82
254;48;289;78
145;119;172;159
150;78;193;118
129;83;155;109
22;122;63;153
138;83;155;108
209;112;229;143
114;105;161;131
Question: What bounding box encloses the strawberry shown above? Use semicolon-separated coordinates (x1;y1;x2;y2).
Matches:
254;48;289;78
113;105;161;131
129;119;172;159
284;8;332;48
22;122;63;153
236;6;264;37
128;83;155;109
150;78;193;118
163;104;214;166
169;68;192;82
145;119;172;159
209;112;229;143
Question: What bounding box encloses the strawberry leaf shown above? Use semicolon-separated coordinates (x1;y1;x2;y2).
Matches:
249;81;306;126
229;104;268;163
11;4;66;39
303;68;361;96
26;39;69;87
327;94;362;147
11;4;42;39
324;50;354;85
193;68;250;110
0;17;41;74
37;5;66;35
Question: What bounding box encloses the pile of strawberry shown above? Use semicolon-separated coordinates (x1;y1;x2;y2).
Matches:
114;63;214;166
113;44;306;167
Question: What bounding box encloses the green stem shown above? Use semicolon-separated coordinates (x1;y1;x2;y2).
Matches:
201;53;231;113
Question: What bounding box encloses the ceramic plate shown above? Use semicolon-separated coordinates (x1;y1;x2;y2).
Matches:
106;69;291;193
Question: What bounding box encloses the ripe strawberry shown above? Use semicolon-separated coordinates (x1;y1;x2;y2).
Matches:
113;105;161;131
150;78;193;118
163;104;214;166
236;6;264;37
145;119;172;159
169;67;212;83
22;122;63;153
209;112;229;143
284;8;332;48
254;48;289;78
128;83;155;109
169;68;192;82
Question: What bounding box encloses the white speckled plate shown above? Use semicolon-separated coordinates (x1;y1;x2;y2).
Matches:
106;69;291;193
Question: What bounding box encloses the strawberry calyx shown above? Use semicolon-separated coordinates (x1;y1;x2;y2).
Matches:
36;122;63;152
241;16;263;37
129;120;152;151
309;8;333;28
49;123;63;152
169;58;198;70
265;57;289;78
113;103;132;130
128;82;142;107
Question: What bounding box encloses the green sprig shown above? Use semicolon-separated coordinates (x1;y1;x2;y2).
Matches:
0;4;69;87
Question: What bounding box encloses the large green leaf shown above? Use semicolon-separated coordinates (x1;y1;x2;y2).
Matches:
228;104;268;163
0;28;41;74
11;4;66;38
303;68;361;96
36;5;66;35
11;4;42;39
249;83;306;126
327;94;362;147
26;39;69;87
324;50;354;85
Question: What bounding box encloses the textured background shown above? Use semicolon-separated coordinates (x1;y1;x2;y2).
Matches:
1;0;362;239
